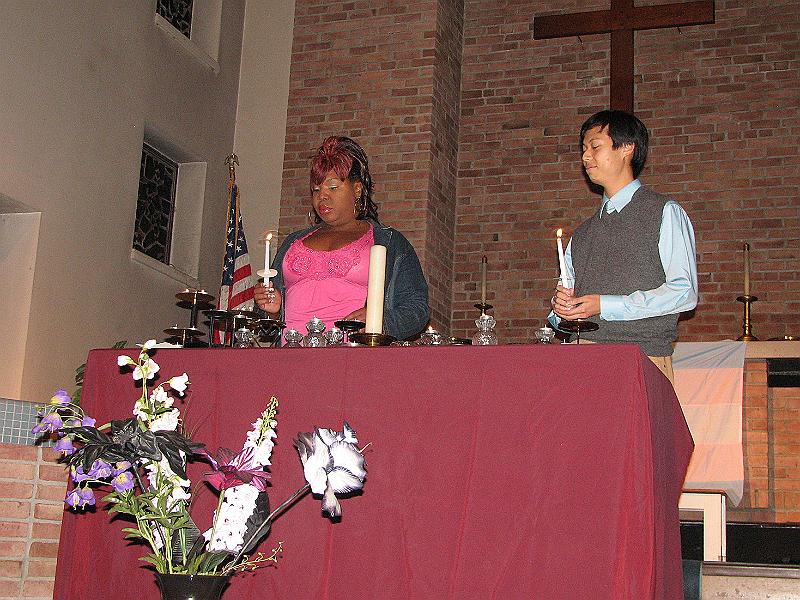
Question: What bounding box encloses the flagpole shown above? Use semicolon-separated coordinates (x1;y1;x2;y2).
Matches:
225;153;240;270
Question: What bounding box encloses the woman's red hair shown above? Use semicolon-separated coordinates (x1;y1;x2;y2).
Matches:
310;137;354;190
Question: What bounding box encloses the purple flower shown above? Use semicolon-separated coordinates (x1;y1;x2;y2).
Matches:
65;486;96;509
49;389;71;407
111;470;134;493
54;437;75;456
88;459;113;479
71;466;89;483
81;416;96;427
32;413;63;435
113;461;131;475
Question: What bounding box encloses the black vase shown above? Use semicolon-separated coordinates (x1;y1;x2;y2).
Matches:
154;573;230;600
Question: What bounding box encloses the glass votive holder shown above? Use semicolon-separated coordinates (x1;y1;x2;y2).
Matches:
324;327;344;346
304;317;327;347
534;326;556;344
420;328;446;345
283;329;303;347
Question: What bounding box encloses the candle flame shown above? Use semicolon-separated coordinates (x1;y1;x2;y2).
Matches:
266;232;273;242
556;228;563;238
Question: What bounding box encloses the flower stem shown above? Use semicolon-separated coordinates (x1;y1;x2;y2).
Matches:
132;466;168;565
223;483;311;574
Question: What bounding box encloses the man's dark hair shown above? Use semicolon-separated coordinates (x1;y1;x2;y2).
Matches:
580;110;649;177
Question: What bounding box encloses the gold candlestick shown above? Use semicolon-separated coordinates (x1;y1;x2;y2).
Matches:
736;295;758;341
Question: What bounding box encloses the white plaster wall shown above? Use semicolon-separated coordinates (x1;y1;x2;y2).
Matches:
0;211;41;399
233;0;296;271
0;1;253;401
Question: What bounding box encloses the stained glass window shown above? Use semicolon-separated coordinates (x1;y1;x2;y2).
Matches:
134;143;177;264
156;0;193;38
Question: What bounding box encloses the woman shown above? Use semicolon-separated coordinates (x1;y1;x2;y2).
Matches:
254;136;429;341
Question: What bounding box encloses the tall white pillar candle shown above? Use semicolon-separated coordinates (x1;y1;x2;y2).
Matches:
480;255;487;305
744;242;750;296
365;245;387;333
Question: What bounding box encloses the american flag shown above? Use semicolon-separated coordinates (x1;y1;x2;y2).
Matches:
214;179;254;344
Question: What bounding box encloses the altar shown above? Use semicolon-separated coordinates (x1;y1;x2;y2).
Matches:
54;344;693;600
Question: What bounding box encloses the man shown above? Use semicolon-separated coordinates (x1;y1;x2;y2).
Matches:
550;110;698;383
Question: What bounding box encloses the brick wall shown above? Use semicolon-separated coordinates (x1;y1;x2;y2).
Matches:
0;445;66;600
424;0;464;332
279;0;465;332
728;360;800;524
454;0;800;342
280;1;798;342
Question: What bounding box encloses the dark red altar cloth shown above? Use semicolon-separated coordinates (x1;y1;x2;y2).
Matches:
54;344;692;600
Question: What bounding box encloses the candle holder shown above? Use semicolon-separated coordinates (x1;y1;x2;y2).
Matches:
474;302;494;314
303;317;327;347
334;320;366;345
203;309;232;347
736;295;758;341
176;289;215;330
253;318;285;347
558;319;599;344
256;268;278;281
283;329;303;348
163;325;204;347
472;313;498;345
534;326;556;344
349;332;396;347
472;303;498;345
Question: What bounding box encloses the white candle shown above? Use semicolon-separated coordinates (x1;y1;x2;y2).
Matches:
556;228;572;288
264;232;273;285
744;242;750;296
365;245;387;333
480;255;487;304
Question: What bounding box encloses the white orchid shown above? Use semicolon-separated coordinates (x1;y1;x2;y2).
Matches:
168;373;190;394
148;408;180;432
151;386;174;409
141;339;158;352
294;423;367;518
133;358;160;381
117;355;135;367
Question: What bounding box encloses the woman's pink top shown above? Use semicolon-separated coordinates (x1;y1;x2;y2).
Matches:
282;225;373;334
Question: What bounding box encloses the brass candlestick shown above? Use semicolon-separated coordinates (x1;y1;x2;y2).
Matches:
736;295;758;341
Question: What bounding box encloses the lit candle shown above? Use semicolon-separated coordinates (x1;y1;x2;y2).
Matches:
264;232;273;285
743;242;750;296
480;255;487;305
556;228;572;288
365;245;387;333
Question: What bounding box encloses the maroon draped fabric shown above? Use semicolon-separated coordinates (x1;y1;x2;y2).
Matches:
54;344;692;600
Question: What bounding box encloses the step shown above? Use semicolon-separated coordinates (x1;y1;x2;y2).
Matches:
701;563;800;599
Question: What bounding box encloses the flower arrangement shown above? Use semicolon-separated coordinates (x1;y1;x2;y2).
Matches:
34;340;367;577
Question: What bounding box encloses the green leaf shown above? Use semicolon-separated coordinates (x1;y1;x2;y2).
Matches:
121;528;144;539
196;551;231;574
139;555;164;569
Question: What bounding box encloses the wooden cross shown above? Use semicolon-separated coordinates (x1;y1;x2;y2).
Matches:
533;1;714;113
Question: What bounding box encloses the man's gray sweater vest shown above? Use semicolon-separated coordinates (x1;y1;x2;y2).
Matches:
570;186;678;356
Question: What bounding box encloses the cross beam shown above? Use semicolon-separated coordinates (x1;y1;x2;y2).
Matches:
534;0;714;113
